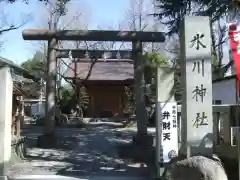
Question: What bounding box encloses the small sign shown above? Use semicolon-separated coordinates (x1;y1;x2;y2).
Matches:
160;102;178;163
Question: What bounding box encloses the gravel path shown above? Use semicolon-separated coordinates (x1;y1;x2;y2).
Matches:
7;123;152;179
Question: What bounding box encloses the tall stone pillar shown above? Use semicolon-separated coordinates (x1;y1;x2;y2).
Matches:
0;67;13;177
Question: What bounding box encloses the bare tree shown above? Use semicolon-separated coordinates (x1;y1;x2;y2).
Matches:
93;23;127;51
119;0;158;141
92;0;156;52
166;19;231;78
124;0;166;53
0;2;32;47
31;0;100;121
33;0;92;78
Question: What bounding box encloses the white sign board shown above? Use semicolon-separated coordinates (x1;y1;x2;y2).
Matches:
155;67;175;177
159;102;178;163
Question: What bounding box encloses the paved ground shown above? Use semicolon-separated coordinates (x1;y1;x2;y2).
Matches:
7;123;154;180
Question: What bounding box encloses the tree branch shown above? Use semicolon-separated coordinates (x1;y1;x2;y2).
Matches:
0;25;19;35
0;10;30;35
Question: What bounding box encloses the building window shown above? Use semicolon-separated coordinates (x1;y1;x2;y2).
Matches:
213;100;222;105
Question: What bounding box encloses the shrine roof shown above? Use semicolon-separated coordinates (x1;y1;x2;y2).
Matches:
0;56;40;82
64;59;134;81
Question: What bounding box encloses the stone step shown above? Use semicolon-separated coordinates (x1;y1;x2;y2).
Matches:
9;175;150;180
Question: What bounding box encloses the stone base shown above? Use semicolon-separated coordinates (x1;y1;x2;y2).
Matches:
161;155;228;180
0;176;8;180
37;134;59;149
1;136;28;172
10;136;27;164
132;133;153;146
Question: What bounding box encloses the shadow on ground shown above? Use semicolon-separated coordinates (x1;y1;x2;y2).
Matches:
18;123;154;178
116;143;156;175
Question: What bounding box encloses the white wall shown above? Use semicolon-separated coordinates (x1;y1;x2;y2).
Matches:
213;78;237;104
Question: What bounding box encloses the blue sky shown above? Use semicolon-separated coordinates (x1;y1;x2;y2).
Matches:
1;0;130;65
1;0;231;70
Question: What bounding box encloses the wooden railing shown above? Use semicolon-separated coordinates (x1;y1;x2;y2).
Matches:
177;104;240;159
176;104;239;146
212;105;231;146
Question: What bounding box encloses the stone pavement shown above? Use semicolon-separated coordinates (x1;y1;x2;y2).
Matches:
9;174;149;180
6;123;154;180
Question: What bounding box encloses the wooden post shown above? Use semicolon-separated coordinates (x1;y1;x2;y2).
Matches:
0;67;13;177
132;41;148;143
19;95;24;128
180;16;213;157
236;132;240;180
15;102;20;137
223;110;231;145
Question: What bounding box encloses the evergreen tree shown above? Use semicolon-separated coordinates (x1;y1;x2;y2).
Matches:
154;0;234;36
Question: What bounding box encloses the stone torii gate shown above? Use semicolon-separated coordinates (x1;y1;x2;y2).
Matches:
22;29;165;147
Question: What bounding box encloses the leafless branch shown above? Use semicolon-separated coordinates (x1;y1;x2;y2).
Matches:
0;7;31;38
58;57;97;87
0;24;23;35
61;12;83;30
